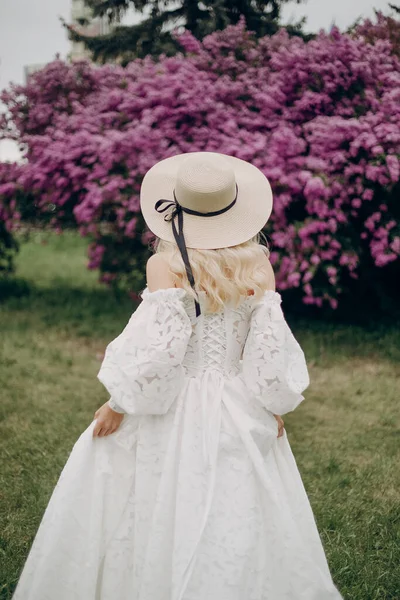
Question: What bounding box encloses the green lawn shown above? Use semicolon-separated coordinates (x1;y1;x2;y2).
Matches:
0;231;399;599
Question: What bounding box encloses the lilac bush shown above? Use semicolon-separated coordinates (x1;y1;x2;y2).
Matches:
0;16;399;309
0;162;23;274
352;9;400;57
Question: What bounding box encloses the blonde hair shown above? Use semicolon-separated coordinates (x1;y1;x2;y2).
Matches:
152;233;273;313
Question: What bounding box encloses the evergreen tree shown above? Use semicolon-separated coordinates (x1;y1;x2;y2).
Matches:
65;0;306;63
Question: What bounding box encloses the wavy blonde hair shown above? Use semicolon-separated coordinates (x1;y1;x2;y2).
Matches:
152;233;273;313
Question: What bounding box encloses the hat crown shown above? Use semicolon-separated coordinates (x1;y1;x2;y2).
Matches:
175;154;237;213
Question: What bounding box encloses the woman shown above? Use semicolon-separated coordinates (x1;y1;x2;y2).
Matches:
12;152;343;599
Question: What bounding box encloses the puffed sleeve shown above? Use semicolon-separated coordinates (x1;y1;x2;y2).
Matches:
239;290;310;416
97;287;192;415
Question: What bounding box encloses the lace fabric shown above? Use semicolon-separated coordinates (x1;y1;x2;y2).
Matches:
180;292;253;379
102;287;308;417
239;290;310;416
98;288;192;415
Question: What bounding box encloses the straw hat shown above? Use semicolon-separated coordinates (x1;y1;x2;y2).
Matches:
140;151;273;250
140;151;273;317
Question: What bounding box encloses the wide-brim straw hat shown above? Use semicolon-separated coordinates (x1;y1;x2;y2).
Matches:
140;151;273;250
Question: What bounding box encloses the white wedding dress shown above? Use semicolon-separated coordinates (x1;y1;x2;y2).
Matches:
12;287;343;600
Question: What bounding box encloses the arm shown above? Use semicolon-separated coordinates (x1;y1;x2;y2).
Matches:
97;257;192;416
240;291;310;416
106;254;180;414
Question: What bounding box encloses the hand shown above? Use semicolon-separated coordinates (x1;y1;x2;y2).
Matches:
93;402;124;437
273;414;285;438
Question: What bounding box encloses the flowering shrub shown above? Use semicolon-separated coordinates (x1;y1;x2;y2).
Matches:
352;9;400;57
0;15;399;310
0;162;22;275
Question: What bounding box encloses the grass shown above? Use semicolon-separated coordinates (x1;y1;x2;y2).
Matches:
1;230;399;599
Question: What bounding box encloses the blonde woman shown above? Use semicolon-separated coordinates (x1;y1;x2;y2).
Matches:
13;153;343;599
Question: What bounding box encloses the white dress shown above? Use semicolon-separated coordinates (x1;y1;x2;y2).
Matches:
12;287;343;600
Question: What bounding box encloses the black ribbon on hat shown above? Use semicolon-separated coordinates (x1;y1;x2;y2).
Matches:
154;184;239;317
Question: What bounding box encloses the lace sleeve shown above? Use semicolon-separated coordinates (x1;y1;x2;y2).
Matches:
240;291;310;416
97;288;192;415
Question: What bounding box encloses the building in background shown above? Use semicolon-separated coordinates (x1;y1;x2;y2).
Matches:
24;63;47;83
70;0;112;61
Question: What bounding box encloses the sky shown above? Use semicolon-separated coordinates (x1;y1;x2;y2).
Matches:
0;0;393;160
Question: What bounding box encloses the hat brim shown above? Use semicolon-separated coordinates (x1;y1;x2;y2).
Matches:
140;152;273;250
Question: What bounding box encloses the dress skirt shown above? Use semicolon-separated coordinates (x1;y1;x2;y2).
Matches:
12;372;343;600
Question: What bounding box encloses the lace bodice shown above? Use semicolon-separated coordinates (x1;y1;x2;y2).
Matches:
97;286;309;417
178;290;254;378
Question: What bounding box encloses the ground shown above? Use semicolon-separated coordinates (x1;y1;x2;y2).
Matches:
0;230;399;599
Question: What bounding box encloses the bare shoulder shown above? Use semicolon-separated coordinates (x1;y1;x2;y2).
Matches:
262;253;276;292
146;253;178;292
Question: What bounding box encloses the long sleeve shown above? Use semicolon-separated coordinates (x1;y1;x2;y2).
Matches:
239;290;310;416
97;287;192;415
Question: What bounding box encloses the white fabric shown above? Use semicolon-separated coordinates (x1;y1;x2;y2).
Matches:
12;287;343;600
